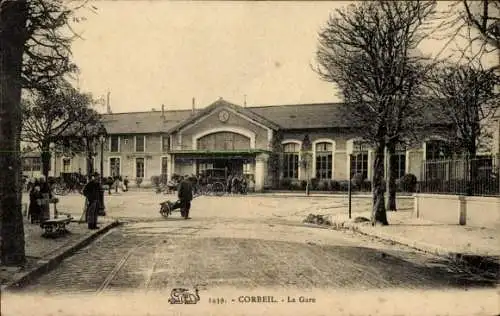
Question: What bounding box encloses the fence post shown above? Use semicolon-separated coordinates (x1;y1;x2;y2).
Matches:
413;193;419;218
458;194;466;225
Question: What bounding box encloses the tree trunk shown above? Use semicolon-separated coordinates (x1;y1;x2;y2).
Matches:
41;143;51;179
0;0;29;266
372;143;389;226
386;142;397;211
86;137;94;178
466;141;477;196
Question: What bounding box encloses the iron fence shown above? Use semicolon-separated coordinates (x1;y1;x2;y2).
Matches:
419;156;500;197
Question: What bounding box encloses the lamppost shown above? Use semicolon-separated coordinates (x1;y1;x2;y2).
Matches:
300;135;312;196
98;125;107;216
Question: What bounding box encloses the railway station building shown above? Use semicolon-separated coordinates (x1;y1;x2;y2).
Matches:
38;98;500;192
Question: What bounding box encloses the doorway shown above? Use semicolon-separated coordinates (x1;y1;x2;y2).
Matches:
214;159;243;176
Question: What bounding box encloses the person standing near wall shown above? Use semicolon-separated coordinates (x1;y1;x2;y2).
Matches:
177;176;193;220
83;173;101;229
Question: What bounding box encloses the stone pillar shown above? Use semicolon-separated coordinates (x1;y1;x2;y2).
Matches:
167;154;174;182
367;149;374;181
255;153;269;192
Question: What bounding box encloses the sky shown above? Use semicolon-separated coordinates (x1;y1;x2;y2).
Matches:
69;1;495;113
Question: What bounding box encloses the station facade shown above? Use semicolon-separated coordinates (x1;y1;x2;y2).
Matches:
36;98;499;192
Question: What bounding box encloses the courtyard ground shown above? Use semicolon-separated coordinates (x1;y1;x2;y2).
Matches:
1;191;497;316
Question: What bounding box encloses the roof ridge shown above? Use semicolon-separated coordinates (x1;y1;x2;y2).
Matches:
250;102;342;108
102;108;199;115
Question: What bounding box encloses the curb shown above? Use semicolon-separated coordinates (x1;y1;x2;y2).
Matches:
330;220;500;272
251;193;413;199
1;220;122;292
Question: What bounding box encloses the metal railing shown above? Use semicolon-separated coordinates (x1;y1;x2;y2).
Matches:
419;156;500;197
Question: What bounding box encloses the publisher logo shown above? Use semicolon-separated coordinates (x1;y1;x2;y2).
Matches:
168;287;200;304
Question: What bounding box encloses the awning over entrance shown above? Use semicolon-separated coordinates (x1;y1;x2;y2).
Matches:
170;149;271;161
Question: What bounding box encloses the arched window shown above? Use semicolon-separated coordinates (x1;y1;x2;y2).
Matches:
425;140;452;161
424;139;453;180
197;132;251;151
283;142;300;179
315;142;333;179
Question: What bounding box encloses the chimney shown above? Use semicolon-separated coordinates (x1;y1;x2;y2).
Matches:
244;94;247;107
192;97;195;114
106;91;112;114
161;104;165;119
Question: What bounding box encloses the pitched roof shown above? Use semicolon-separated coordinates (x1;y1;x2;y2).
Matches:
101;109;200;134
249;102;350;129
167;98;280;133
100;99;452;134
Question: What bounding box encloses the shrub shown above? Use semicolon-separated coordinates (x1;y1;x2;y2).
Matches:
338;180;349;191
317;180;327;191
280;178;291;190
361;180;372;192
150;176;161;188
135;177;143;188
399;173;417;192
300;180;307;190
310;178;319;190
351;173;364;188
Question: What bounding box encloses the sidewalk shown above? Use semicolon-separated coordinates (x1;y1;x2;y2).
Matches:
0;216;120;291
327;209;500;269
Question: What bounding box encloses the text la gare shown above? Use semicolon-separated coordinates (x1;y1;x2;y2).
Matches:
287;296;316;303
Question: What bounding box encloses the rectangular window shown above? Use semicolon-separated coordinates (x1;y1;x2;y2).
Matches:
62;158;71;173
32;157;41;171
283;143;300;179
110;136;120;152
161;157;168;175
316;153;332;179
135;158;145;178
283;153;299;179
135;136;145;152
110;157;121;177
243;162;253;175
161;135;170;152
391;153;406;179
315;142;333;180
350;152;368;180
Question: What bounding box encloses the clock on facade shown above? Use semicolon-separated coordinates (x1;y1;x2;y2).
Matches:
218;110;229;122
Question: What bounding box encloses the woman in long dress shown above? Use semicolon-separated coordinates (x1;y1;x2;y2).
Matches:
39;176;53;222
28;183;42;224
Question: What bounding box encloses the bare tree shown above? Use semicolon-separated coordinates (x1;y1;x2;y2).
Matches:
0;0;29;266
434;1;499;67
315;1;438;225
426;61;499;158
462;0;500;52
21;83;101;179
23;0;97;92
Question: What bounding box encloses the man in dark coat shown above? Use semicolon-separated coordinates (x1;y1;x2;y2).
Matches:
177;176;193;219
83;173;101;229
28;182;42;224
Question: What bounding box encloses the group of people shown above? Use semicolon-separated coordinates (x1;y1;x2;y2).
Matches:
27;173;106;230
180;172;255;195
225;174;251;194
27;176;54;224
104;175;129;194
